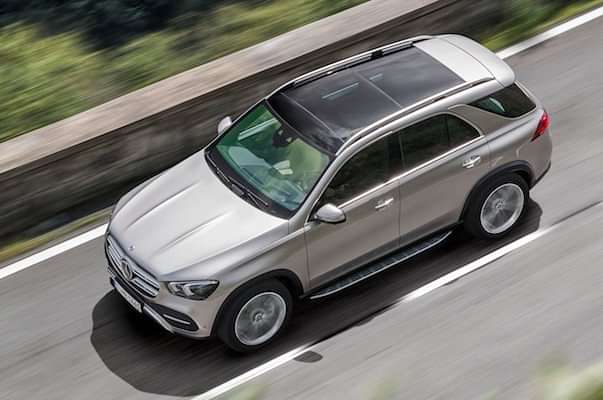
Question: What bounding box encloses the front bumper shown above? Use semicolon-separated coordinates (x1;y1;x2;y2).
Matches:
105;247;216;339
108;268;211;337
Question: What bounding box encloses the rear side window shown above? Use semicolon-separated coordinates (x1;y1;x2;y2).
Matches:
470;84;536;118
401;116;449;169
400;115;480;170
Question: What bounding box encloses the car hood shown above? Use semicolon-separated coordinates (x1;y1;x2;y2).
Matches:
109;151;287;278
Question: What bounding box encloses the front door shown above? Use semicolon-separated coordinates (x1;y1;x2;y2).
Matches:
304;134;402;287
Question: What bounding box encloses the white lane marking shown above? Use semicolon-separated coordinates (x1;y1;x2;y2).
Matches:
0;224;108;280
401;227;554;302
192;346;311;400
400;203;603;303
195;227;554;400
496;6;603;59
193;200;603;400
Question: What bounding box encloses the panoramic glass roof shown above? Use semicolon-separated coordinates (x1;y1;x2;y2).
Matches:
269;47;464;153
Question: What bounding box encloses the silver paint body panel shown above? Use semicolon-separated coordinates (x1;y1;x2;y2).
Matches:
106;35;552;338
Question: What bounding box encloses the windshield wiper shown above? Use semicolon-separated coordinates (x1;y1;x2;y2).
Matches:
229;178;269;209
205;151;229;182
206;151;269;209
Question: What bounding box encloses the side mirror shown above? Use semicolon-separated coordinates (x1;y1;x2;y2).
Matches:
217;116;233;135
313;203;346;224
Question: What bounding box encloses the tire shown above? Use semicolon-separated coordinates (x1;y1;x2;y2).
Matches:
464;173;529;240
217;280;292;353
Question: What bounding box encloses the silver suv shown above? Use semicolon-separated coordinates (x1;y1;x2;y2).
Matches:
105;34;552;352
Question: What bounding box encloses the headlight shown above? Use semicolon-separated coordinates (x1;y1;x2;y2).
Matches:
167;280;219;300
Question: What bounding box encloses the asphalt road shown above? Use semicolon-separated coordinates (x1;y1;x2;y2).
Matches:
2;16;603;400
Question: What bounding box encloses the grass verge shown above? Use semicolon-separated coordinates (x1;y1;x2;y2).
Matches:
0;209;110;265
481;0;603;50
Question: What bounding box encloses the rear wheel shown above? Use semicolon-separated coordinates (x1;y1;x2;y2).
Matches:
464;174;529;240
217;280;292;352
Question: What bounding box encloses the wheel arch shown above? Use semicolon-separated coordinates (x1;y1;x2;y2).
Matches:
211;269;303;336
460;160;533;221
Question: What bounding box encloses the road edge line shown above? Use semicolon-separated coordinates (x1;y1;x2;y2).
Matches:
0;224;108;280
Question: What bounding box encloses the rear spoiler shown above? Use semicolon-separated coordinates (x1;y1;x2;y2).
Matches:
439;34;516;87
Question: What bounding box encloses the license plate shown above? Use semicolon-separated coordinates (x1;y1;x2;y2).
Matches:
115;281;142;313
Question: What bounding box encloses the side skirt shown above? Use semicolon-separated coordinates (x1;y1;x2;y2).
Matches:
307;230;453;300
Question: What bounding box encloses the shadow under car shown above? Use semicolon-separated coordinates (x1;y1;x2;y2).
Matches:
90;200;543;397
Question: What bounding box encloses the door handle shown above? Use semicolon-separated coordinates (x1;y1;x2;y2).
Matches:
462;155;482;169
375;197;394;211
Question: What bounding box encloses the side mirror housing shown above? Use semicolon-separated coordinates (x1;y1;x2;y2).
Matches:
217;116;233;135
313;203;346;224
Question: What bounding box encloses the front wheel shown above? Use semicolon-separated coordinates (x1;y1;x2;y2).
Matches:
464;174;529;240
217;280;292;352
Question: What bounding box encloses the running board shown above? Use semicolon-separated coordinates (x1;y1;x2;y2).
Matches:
309;231;452;300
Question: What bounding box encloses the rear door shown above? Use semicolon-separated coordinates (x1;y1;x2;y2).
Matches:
304;134;402;287
397;113;490;244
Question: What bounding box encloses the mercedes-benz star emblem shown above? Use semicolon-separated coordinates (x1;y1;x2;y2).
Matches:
128;245;135;252
120;258;134;281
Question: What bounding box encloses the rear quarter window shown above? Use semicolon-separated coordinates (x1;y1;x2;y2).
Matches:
470;83;536;118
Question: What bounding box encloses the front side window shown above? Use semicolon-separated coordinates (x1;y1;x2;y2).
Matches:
401;114;480;169
470;83;536;118
320;135;401;207
210;103;331;214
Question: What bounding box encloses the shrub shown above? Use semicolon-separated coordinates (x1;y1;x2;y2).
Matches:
539;363;603;400
0;24;106;142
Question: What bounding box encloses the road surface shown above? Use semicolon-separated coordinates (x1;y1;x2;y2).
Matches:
1;13;603;400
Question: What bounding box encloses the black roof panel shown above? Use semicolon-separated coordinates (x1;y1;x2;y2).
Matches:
355;47;465;108
270;47;464;153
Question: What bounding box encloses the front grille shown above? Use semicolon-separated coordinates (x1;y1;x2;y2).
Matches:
106;236;160;298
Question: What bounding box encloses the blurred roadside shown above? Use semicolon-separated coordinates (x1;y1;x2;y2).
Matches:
1;0;367;143
203;361;603;400
0;0;602;264
1;0;601;143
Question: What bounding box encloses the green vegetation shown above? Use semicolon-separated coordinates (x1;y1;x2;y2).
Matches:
1;0;602;142
201;363;603;400
480;0;603;50
539;362;603;400
222;363;603;400
2;0;603;142
0;0;366;142
0;209;109;263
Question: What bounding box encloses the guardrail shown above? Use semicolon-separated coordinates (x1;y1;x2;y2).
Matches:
0;0;502;238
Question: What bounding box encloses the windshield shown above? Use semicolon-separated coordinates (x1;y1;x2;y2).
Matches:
210;102;331;214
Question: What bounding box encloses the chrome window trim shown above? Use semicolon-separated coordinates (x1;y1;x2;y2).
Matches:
339;136;484;209
304;112;485;221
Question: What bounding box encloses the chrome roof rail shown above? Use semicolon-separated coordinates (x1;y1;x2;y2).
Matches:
336;77;495;155
289;35;434;88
